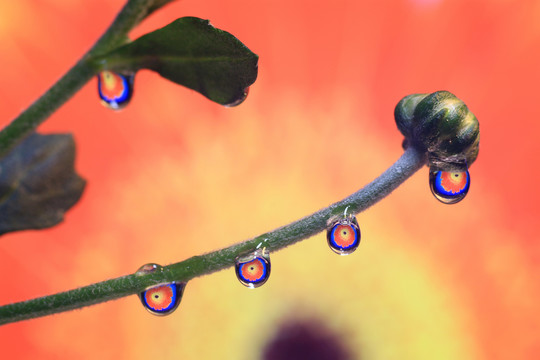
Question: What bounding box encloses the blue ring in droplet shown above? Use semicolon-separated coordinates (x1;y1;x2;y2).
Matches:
429;169;470;204
433;170;470;197
140;283;181;315
327;219;361;254
236;256;270;287
97;71;133;109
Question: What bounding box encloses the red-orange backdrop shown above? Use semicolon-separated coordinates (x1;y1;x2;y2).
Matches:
0;0;539;359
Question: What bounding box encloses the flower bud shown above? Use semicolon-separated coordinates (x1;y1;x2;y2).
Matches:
395;91;479;171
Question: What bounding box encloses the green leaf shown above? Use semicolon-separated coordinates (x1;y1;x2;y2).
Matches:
94;17;258;106
0;133;86;236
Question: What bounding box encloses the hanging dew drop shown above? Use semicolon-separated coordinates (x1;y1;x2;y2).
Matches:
429;169;470;204
235;248;270;288
139;282;186;316
326;215;361;255
97;71;134;110
135;264;185;316
236;257;270;288
224;87;250;107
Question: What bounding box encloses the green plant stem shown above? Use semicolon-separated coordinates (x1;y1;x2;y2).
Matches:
0;145;426;325
0;0;170;156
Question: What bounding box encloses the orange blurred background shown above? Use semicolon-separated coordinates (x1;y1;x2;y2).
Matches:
0;0;539;359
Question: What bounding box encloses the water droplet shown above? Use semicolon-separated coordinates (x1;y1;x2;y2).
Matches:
326;215;361;255
97;71;134;110
235;248;270;288
135;263;162;276
429;169;470;204
224;87;250;107
139;282;186;316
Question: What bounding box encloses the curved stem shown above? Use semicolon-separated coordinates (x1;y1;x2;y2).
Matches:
0;146;426;325
0;0;171;156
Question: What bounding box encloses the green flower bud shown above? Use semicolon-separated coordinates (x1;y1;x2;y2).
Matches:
394;91;479;171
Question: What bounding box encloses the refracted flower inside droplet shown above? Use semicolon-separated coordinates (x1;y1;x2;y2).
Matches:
97;71;134;110
223;87;250;107
235;248;270;288
139;282;186;316
326;215;361;255
429;169;470;204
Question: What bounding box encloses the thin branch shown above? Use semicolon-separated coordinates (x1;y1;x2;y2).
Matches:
0;0;172;156
0;145;426;326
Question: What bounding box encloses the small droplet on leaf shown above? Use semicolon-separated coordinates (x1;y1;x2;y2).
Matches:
235;248;271;288
223;87;250;107
326;215;361;255
97;71;134;110
429;168;470;204
139;282;186;316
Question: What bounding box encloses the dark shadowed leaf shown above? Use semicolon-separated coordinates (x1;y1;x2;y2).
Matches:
0;133;86;236
94;17;258;106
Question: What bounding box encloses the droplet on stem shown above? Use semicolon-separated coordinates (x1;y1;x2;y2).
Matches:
139;282;186;316
429;169;470;204
235;247;270;288
97;71;134;110
135;263;162;276
326;215;361;255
